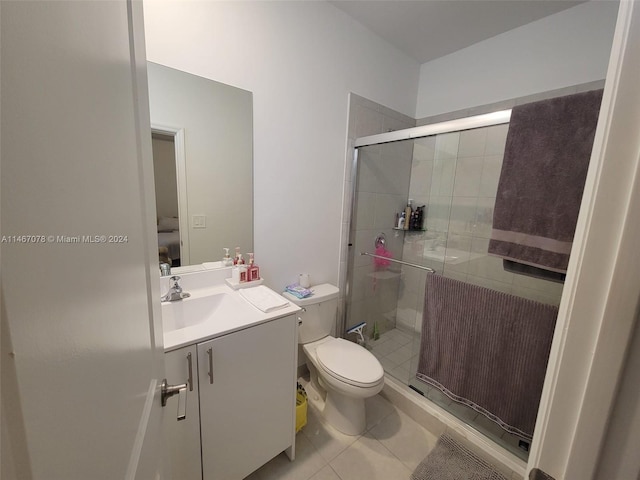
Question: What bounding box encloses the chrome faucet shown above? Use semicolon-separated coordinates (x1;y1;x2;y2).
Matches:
160;263;171;277
161;276;191;302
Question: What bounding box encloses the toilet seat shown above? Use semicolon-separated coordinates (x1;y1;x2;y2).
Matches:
316;338;384;388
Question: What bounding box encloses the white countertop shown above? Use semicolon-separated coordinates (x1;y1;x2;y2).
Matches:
161;279;300;353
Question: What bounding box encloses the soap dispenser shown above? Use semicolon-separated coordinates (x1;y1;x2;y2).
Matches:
247;253;260;282
222;248;233;267
238;260;248;283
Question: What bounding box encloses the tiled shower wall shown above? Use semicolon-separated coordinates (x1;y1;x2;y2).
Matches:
397;125;564;335
349;140;412;336
341;94;415;334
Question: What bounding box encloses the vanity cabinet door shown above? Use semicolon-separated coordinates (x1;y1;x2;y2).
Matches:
163;345;202;480
198;315;297;480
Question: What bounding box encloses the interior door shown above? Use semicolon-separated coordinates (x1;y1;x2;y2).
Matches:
1;1;166;479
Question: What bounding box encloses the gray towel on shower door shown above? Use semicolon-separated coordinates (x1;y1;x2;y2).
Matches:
488;89;603;274
416;275;558;440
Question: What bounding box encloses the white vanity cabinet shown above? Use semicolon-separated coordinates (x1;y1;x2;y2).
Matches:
163;313;297;480
163;345;202;480
198;314;297;479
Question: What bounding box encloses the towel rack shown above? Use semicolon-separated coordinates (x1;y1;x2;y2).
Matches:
360;252;435;273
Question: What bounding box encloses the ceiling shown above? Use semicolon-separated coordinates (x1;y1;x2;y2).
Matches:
330;0;585;64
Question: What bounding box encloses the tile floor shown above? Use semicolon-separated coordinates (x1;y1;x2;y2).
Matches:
245;392;439;480
246;326;528;479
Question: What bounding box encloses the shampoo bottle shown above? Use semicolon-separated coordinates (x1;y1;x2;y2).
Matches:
404;199;412;230
397;212;406;229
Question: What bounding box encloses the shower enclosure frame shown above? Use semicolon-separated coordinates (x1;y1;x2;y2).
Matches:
342;109;512;340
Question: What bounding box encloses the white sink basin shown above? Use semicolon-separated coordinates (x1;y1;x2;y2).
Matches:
162;292;255;332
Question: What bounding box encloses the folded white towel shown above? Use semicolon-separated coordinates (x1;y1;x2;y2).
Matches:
239;286;289;313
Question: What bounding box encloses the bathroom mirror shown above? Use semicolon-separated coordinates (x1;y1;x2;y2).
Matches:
147;62;253;267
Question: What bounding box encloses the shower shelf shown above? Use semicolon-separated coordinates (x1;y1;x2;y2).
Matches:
392;227;425;232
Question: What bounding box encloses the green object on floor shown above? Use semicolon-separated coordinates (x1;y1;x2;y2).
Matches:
372;321;380;340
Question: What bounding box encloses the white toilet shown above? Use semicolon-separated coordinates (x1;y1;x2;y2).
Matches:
283;283;384;435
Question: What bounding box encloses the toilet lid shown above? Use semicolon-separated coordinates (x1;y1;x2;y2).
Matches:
316;338;384;387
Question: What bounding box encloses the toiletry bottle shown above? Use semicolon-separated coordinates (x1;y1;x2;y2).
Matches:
231;265;240;283
417;205;425;230
238;263;248;283
247;253;260;282
234;245;245;266
222;248;233;267
404;200;412;230
233;247;246;265
410;208;419;230
397;212;405;229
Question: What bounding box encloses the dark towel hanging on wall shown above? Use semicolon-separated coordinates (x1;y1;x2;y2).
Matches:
488;89;604;275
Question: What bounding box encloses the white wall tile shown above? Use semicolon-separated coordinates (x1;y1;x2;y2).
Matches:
354;104;384;138
449;196;478;235
485;124;509;156
474;197;495;238
434;132;460;160
453;156;484;197
458;127;488;158
479;155;504;197
354;191;376;229
374;194;405;229
425;196;453;233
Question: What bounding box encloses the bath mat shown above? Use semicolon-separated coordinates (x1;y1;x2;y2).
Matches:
411;434;508;480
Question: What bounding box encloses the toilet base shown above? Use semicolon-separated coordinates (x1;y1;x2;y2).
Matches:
301;339;384;436
324;390;366;436
302;366;368;436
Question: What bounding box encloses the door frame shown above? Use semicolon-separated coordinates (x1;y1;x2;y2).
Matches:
528;1;640;478
151;124;190;266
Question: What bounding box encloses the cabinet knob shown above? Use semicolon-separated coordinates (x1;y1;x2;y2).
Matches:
161;378;188;421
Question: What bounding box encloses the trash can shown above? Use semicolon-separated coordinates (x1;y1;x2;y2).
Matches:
295;383;308;433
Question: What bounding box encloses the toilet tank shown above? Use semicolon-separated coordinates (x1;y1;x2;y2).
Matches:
282;283;339;344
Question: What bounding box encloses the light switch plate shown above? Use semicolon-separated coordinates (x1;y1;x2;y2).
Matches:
192;215;206;228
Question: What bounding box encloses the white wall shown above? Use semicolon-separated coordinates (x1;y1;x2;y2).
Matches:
143;0;420;290
416;1;619;118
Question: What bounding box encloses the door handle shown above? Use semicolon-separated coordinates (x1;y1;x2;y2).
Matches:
161;379;188;421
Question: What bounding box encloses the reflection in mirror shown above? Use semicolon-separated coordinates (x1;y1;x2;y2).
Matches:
152;133;181;266
147;62;254;268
